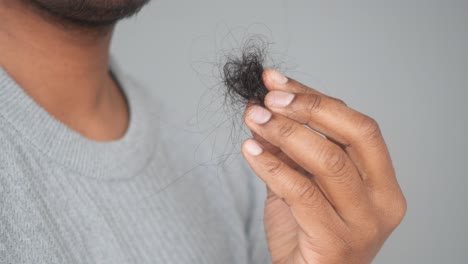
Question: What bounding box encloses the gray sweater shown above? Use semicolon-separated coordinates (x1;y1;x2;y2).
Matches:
0;59;270;264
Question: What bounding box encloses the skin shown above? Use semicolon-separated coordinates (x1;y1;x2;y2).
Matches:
0;0;148;141
0;0;406;262
242;69;407;263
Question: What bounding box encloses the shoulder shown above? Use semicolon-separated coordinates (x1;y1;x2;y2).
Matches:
0;120;54;263
0;117;44;213
0;117;25;170
0;116;35;197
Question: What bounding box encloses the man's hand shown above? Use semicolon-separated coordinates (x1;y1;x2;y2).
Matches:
241;69;406;264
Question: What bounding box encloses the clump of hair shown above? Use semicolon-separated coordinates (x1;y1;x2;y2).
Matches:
222;36;272;107
188;33;282;164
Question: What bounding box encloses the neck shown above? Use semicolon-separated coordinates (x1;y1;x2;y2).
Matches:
0;1;129;141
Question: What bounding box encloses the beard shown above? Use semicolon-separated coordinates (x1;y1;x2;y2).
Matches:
29;0;150;26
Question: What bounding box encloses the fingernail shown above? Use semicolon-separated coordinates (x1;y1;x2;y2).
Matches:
244;139;263;156
268;69;288;85
247;105;272;124
266;91;295;107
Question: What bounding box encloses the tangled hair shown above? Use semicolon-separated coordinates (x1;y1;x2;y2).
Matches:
187;33;282;165
222;36;271;107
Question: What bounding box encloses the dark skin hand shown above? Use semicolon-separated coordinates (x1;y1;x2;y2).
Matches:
241;69;407;264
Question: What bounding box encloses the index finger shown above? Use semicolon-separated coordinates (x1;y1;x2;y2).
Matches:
262;69;400;194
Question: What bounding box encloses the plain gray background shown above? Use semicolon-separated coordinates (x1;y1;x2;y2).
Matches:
111;0;468;263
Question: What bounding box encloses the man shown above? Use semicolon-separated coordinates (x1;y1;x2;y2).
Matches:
0;0;406;263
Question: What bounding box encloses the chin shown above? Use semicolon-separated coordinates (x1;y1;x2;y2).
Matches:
30;0;150;26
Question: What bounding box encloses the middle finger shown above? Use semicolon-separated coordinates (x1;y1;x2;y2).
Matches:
244;105;369;217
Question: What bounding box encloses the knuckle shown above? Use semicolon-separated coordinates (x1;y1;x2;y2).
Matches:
319;147;349;176
388;196;408;229
265;159;284;177
327;96;348;106
278;121;298;139
398;196;408;221
304;94;323;114
294;181;318;202
355;115;382;141
335;98;347;106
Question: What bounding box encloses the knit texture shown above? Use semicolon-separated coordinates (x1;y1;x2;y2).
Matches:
0;59;270;264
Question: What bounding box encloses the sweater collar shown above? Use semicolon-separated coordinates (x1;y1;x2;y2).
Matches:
0;57;160;179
